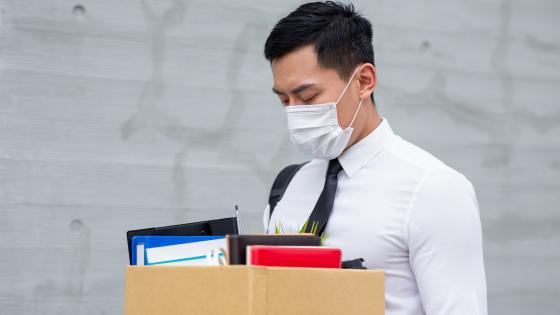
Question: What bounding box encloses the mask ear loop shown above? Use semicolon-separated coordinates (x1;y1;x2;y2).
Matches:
335;67;362;105
348;98;364;128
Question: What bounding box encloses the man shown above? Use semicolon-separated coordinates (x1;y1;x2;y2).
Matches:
261;2;487;315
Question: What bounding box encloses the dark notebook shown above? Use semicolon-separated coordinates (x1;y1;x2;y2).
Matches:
126;217;239;264
227;234;321;265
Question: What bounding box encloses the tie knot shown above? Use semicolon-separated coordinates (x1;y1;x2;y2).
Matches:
327;158;343;175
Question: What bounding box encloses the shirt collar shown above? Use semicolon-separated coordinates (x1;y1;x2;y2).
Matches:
338;118;394;178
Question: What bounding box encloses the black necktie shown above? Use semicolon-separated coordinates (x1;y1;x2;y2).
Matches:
304;158;343;236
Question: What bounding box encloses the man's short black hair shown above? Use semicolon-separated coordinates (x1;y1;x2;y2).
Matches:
264;1;374;82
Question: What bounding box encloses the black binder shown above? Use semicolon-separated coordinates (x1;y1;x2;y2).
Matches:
226;234;321;265
126;217;239;264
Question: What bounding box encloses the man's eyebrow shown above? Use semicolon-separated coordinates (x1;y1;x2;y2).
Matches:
272;83;316;95
272;87;285;95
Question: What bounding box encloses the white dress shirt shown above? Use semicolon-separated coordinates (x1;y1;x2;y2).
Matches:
263;119;487;315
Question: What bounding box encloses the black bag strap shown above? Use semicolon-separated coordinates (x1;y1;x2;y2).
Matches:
268;162;308;221
341;258;367;269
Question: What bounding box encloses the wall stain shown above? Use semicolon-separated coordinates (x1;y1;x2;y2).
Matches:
382;1;559;173
525;34;560;54
120;1;289;207
32;219;91;311
380;70;500;137
488;0;514;180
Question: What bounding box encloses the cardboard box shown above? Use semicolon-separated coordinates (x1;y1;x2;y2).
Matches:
125;265;385;315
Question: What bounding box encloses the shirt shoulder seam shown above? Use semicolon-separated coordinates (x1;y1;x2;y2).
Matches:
403;168;453;245
389;136;449;173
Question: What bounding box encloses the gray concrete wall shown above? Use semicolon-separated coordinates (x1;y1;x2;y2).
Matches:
0;0;558;314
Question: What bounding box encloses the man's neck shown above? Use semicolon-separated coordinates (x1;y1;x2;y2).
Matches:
346;102;382;150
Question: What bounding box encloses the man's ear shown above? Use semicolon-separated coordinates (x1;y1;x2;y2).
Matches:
357;63;376;100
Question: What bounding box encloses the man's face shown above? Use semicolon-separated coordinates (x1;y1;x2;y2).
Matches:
271;44;361;130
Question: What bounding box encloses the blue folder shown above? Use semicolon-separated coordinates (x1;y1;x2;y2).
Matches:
131;235;225;265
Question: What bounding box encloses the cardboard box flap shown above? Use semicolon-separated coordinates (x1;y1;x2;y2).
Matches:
126;266;252;314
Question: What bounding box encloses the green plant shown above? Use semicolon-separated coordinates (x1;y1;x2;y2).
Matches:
274;220;328;243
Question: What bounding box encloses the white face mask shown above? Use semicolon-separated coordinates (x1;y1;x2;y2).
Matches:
283;67;363;160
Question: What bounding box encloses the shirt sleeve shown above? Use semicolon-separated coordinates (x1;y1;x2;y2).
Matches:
407;170;488;315
262;203;271;233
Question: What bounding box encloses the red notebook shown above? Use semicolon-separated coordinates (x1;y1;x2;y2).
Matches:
246;245;342;269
